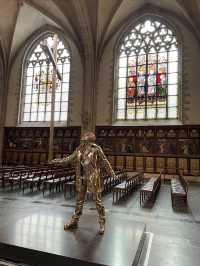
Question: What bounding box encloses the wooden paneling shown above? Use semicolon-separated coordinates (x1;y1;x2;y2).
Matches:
116;156;124;170
190;159;200;175
96;125;200;175
145;157;154;172
178;158;188;175
136;157;144;171
156;157;165;173
125;156;134;171
3;127;80;165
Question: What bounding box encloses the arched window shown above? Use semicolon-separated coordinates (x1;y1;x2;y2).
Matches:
116;18;179;121
22;33;70;122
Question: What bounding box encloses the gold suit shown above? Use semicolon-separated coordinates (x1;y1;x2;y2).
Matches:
52;142;115;232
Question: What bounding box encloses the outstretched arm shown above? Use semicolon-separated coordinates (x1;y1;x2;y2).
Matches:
98;147;115;177
49;150;77;166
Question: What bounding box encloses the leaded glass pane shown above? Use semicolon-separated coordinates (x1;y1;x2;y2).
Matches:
39;94;45;102
24;104;30;113
61;102;68;112
157;108;166;118
118;89;126;98
117;109;125;119
147;108;156;119
25;94;31;103
31;112;37;121
38;104;45;112
46;104;51;112
22;33;70;122
127;108;135;119
54;112;60;121
128;56;136;67
26;77;33;86
119;68;127;77
45;112;51;121
148;74;156;86
46;91;52;100
168;107;177;118
25;86;32;94
168;96;177;107
117;99;126;109
119;57;127;67
23;113;30;121
117;18;179;120
148;53;157;64
169;51;178;61
148;64;156;74
60;112;67;121
31;103;37;112
55;102;60;111
168;61;178;73
63;73;70;83
136;108;145;119
118;78;126;88
158;52;167;63
38;113;44;121
62;92;69;99
168;84;177;95
168;73;178;84
55;93;61;102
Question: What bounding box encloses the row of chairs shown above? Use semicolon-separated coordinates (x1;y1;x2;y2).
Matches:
103;170;127;193
171;174;188;209
1;165;74;194
140;172;188;208
140;174;161;206
1;165;31;188
113;172;144;204
63;170;128;200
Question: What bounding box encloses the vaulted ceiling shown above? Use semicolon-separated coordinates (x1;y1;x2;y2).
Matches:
0;0;199;66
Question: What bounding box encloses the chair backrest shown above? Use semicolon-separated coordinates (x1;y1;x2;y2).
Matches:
179;175;188;193
153;175;161;190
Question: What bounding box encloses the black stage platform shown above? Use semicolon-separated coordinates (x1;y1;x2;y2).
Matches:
0;210;146;266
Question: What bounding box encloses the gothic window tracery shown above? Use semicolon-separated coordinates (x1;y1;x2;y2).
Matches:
22;33;70;122
116;19;179;120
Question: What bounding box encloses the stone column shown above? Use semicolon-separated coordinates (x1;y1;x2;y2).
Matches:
0;65;6;165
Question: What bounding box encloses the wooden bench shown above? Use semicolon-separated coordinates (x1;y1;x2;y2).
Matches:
140;174;161;206
171;174;188;209
113;172;144;204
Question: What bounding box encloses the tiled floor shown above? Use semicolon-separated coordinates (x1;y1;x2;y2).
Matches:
0;181;200;266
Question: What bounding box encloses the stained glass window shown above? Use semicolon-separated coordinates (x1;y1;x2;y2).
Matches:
22;33;70;122
116;19;179;120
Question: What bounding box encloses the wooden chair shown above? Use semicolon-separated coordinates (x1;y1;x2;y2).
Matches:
140;174;161;206
171;174;188;209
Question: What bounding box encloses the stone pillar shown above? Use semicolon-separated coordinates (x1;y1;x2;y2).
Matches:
72;0;98;135
81;54;97;133
0;49;8;165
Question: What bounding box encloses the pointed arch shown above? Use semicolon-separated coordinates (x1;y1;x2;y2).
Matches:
20;31;71;122
115;15;181;121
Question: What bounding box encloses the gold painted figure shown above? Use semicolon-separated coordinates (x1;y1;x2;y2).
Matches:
50;132;115;234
